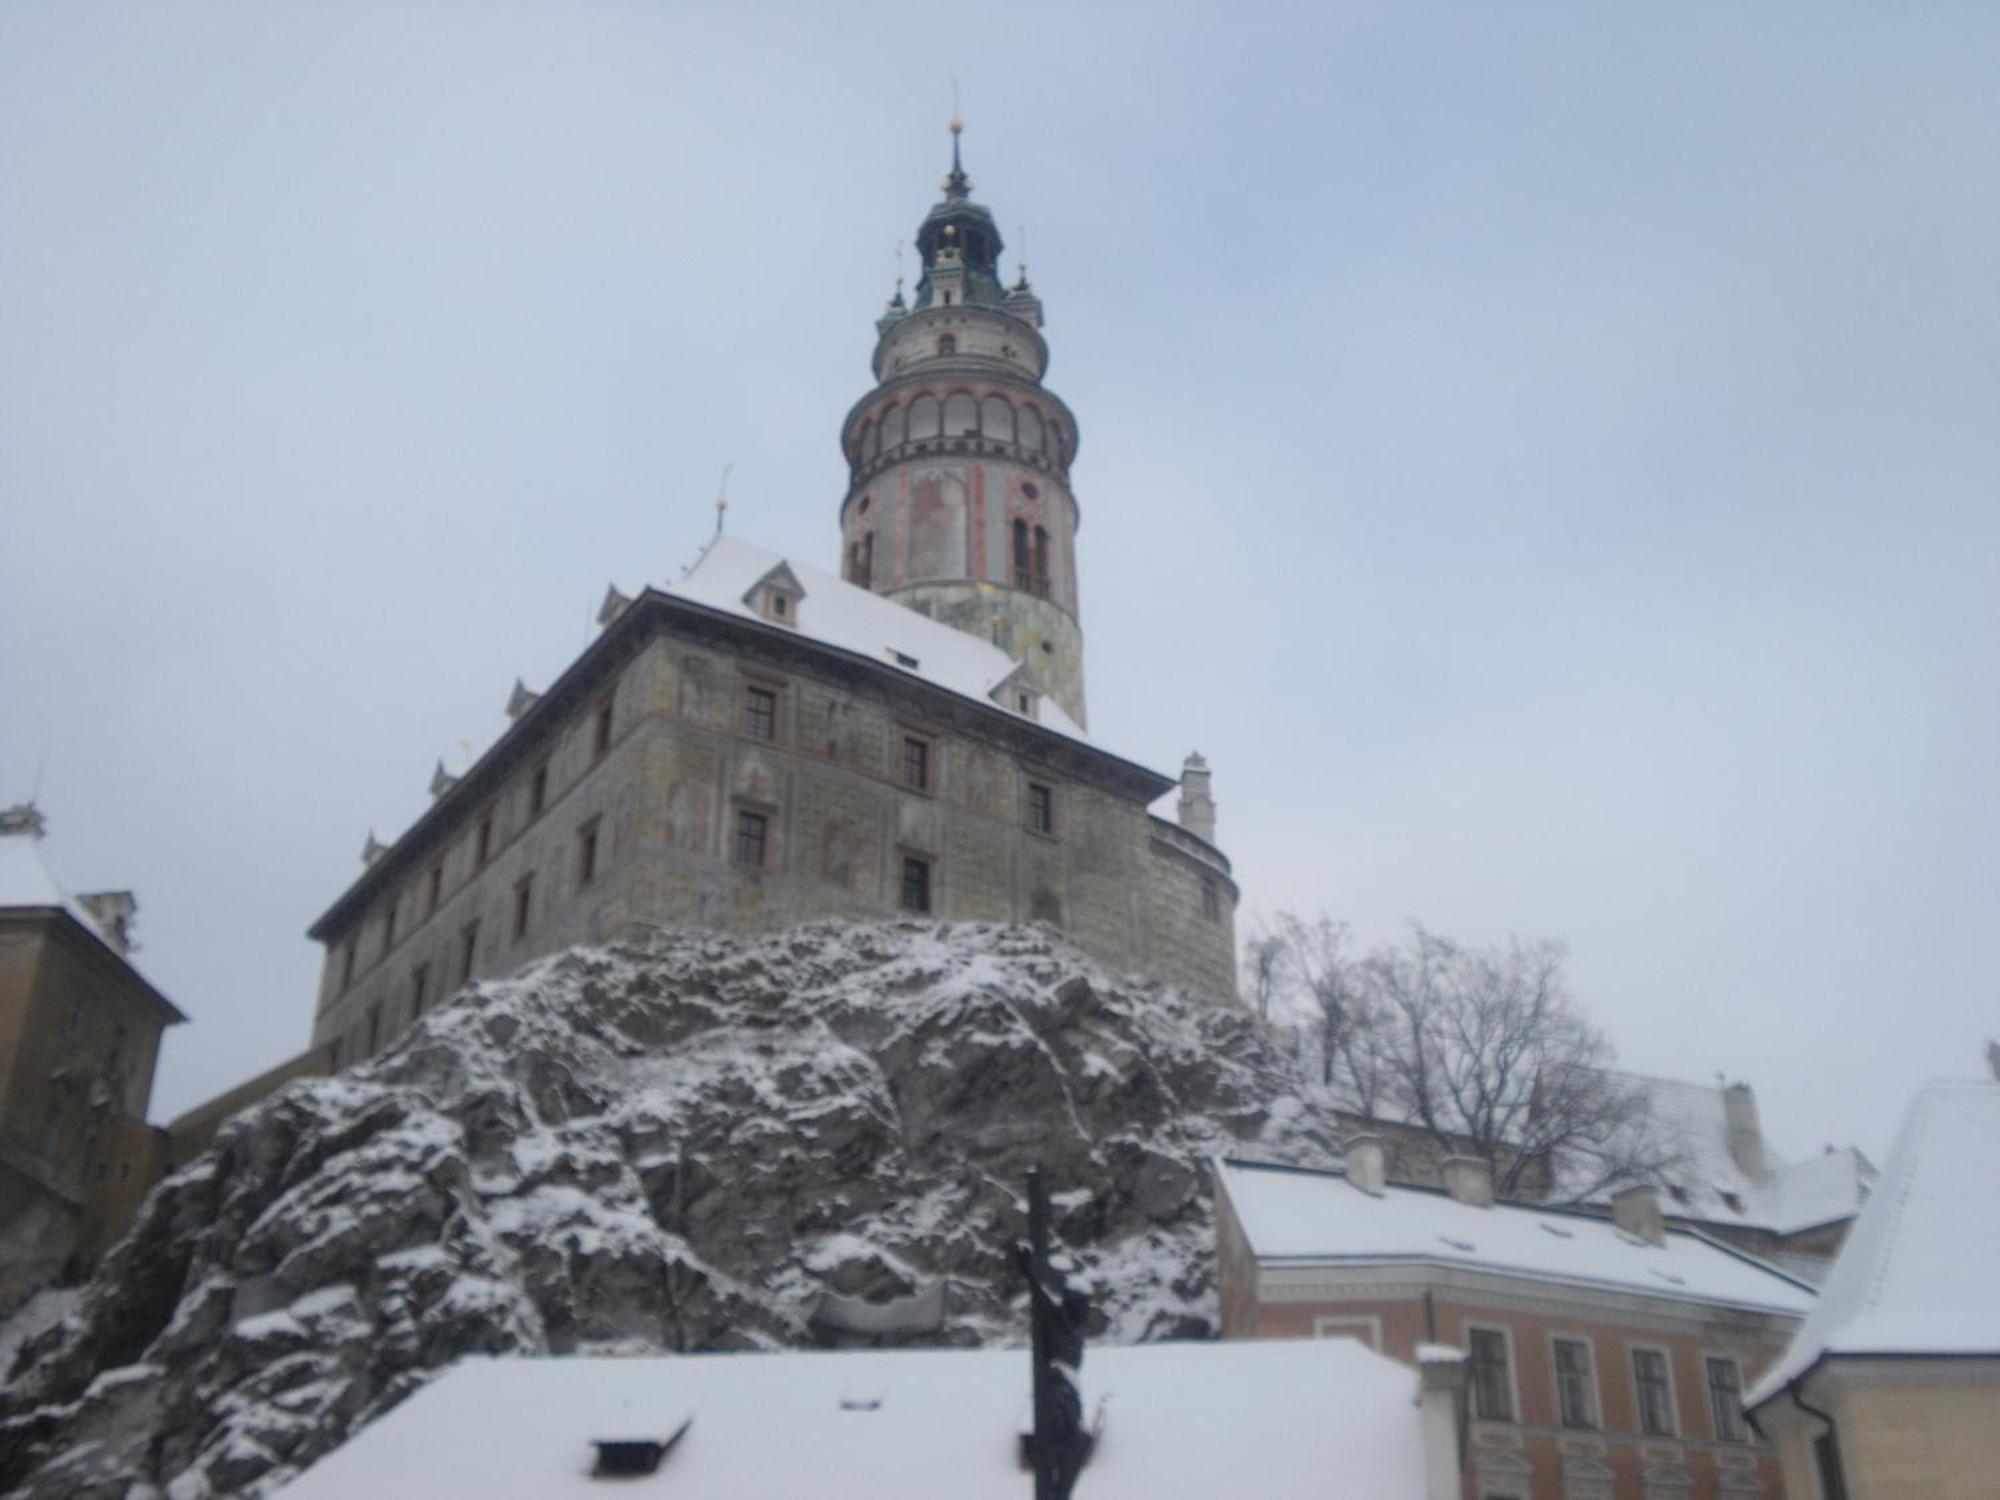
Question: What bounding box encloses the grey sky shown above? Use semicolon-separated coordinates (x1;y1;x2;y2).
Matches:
2;2;1993;1163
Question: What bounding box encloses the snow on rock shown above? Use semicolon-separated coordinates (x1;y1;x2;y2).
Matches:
0;921;1341;1500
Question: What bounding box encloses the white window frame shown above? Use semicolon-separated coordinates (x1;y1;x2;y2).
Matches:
1547;1331;1601;1431
1310;1314;1382;1351
1701;1350;1751;1444
1627;1341;1680;1439
1464;1321;1521;1425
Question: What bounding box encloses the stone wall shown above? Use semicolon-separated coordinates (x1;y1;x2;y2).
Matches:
311;612;1240;1068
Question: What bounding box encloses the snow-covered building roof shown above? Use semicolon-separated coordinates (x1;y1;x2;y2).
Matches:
1578;1072;1874;1237
273;1339;1435;1500
661;534;1097;747
1218;1157;1816;1318
1747;1077;2000;1407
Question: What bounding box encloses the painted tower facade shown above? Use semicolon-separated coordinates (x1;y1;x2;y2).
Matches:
837;125;1088;728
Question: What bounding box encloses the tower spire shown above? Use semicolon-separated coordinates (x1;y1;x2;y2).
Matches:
944;114;971;200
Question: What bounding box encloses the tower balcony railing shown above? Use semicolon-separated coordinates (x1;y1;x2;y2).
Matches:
850;433;1063;485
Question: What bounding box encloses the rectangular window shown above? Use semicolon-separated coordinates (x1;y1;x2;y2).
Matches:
365;1003;381;1057
1553;1338;1597;1429
382;902;397;955
900;855;932;914
734;810;768;869
475;813;494;867
577;817;601;888
1201;877;1221;921
341;937;358;991
1467;1327;1514;1423
1706;1356;1748;1443
511;876;533;943
458;921;480;984
412;962;431;1017
1632;1347;1676;1437
743;686;777;743
593;695;614;759
426;858;444;915
1027;782;1054;835
529;761;549;818
902;735;930;792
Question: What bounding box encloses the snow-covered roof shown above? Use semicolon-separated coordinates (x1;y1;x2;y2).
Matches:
1578;1073;1873;1236
1747;1078;2000;1406
661;534;1098;748
273;1339;1430;1500
1219;1157;1815;1318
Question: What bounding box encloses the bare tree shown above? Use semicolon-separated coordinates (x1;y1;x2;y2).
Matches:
1242;920;1286;1022
1251;916;1683;1202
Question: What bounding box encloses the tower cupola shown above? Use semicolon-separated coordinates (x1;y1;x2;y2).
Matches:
913;121;1007;311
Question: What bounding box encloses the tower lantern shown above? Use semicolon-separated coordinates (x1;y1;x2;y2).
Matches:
838;124;1088;728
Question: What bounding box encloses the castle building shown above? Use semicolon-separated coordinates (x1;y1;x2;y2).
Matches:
0;806;184;1307
299;129;1239;1071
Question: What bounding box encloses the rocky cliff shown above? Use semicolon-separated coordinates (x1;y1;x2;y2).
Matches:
0;921;1340;1499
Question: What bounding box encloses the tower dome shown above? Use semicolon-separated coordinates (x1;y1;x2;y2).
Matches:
837;124;1088;728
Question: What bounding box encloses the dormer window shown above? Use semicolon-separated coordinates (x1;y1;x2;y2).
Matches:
744;562;806;628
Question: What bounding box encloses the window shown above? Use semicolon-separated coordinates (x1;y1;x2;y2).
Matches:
743;685;777;743
61;997;84;1047
426;858;444;915
341;937;358;991
1467;1327;1514;1422
902;735;930;793
1013;517;1031;590
593;695;614;759
936;333;956;356
734;810;768;869
529;762;549;818
771;593;788;618
1027;782;1054;835
1201;877;1221;922
576;817;601;889
382;902;397;955
1033;525;1050;596
1553;1338;1598;1429
475;813;494;868
1632;1347;1676;1437
1706;1356;1748;1442
412;962;431;1017
511;876;533;943
458;921;480;984
900;855;932;914
41;1100;60;1155
365;1003;381;1057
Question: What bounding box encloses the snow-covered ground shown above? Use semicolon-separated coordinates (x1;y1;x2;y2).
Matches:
0;921;1343;1500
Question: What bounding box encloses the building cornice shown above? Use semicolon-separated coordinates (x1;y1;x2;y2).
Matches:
0;907;187;1027
308;587;1175;942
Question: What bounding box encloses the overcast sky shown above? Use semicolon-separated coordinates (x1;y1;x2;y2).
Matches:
2;2;1994;1161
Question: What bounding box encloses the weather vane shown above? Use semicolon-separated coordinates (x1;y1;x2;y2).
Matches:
714;461;734;538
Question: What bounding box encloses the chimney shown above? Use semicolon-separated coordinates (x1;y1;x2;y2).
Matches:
1177;753;1217;845
1441;1155;1494;1208
1416;1346;1468;1500
1344;1134;1386;1196
1722;1082;1768;1184
77;891;138;956
1612;1184;1666;1246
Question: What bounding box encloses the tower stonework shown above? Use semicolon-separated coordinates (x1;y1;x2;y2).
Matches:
837;126;1088;728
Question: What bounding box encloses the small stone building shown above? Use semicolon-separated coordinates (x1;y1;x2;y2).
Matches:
1746;1071;2000;1500
0;806;184;1307
303;129;1239;1068
1216;1150;1816;1500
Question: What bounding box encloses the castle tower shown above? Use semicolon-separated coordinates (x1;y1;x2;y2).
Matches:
837;123;1089;728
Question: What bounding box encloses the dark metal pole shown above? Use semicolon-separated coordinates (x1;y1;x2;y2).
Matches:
1025;1166;1052;1500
